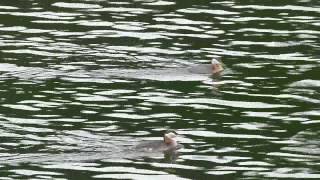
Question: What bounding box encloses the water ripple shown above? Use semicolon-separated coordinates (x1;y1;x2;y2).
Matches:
52;2;102;9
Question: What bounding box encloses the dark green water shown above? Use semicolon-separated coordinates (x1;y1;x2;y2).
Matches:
0;0;320;179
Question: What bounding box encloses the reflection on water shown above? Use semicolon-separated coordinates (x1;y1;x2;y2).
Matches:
0;0;320;179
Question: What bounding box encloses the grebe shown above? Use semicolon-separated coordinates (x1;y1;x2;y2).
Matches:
134;130;182;152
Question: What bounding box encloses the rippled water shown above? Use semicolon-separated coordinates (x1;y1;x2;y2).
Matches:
0;0;319;179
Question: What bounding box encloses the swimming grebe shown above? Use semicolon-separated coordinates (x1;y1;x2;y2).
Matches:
134;130;182;152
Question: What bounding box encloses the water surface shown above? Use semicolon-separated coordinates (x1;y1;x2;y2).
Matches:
0;0;319;179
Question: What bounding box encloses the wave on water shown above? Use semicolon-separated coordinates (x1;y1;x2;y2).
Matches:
0;63;218;82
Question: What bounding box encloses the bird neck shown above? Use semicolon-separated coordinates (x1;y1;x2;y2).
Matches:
212;64;224;74
164;137;177;146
